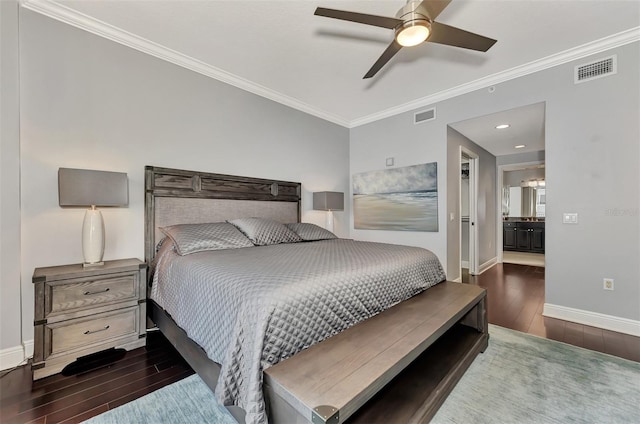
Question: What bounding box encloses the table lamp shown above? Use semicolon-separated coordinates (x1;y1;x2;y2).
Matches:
313;191;344;233
58;168;128;267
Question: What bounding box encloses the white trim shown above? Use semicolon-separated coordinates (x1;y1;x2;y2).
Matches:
478;257;497;275
19;0;640;129
543;304;640;337
24;339;34;359
19;0;350;128
350;28;640;127
0;345;26;371
451;277;462;283
461;260;469;268
460;147;479;275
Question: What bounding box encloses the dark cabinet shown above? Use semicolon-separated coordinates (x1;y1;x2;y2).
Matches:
516;227;531;250
503;221;545;253
503;222;517;250
530;227;545;252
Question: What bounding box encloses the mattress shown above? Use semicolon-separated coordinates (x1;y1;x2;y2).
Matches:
150;238;446;424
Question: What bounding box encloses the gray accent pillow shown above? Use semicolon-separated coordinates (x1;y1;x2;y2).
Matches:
228;217;303;246
286;223;337;241
160;222;253;255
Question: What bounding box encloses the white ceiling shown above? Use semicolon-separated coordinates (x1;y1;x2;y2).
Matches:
23;0;640;141
449;102;545;156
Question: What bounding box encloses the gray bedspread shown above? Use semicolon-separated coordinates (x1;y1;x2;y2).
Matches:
150;239;446;424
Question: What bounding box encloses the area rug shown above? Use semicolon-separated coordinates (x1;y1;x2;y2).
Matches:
83;325;640;423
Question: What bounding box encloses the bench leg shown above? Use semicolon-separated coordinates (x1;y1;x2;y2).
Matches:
460;296;489;352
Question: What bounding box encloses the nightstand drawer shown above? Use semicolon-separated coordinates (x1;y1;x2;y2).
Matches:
48;272;138;317
48;306;139;356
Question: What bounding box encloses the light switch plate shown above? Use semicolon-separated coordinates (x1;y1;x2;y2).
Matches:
563;213;578;224
386;157;394;167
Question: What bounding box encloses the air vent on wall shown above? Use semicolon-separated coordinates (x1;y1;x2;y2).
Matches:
574;55;617;84
414;107;436;124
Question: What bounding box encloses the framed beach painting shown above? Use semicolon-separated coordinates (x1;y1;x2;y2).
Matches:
353;162;438;231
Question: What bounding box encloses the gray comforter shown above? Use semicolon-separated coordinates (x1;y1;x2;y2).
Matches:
150;239;446;424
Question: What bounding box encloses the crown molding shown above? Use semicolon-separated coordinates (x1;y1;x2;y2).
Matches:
20;0;351;128
350;27;640;127
20;1;639;129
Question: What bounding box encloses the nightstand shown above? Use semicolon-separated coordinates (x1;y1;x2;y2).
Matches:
32;258;146;380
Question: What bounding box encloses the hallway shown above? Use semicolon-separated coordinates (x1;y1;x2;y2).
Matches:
463;263;639;362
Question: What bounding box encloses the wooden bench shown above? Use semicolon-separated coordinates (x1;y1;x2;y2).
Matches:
263;282;488;424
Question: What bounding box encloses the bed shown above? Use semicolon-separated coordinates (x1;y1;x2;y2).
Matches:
145;166;488;424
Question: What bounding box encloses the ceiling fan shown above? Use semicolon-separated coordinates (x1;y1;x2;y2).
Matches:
314;0;497;79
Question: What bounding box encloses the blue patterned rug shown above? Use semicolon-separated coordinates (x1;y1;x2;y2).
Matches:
84;325;640;423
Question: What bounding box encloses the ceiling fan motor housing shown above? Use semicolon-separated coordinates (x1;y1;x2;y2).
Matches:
395;2;432;46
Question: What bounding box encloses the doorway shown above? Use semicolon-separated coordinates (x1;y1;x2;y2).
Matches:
498;162;546;267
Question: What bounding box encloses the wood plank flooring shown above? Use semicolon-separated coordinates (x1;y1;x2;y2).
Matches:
1;262;638;423
463;263;640;362
0;330;193;424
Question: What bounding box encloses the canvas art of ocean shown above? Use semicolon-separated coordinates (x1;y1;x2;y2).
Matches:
353;162;438;231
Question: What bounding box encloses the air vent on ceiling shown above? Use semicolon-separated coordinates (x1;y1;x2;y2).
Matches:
574;55;617;84
414;107;436;124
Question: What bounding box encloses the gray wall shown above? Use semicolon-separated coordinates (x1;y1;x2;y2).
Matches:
351;42;639;321
543;44;639;320
349;113;448;262
447;127;497;280
0;0;23;358
17;10;350;347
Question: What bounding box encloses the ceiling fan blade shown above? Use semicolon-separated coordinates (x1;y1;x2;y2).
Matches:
415;0;452;21
428;21;497;52
314;7;402;29
364;40;403;79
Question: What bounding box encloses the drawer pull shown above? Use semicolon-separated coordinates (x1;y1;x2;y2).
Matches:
84;325;110;335
84;287;110;296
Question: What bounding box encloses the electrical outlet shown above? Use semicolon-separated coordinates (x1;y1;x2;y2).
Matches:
603;278;614;291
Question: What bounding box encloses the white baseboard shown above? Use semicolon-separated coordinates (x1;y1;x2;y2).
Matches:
543;303;640;337
24;339;34;358
0;339;34;371
0;345;25;371
451;277;462;283
478;257;498;274
463;257;497;276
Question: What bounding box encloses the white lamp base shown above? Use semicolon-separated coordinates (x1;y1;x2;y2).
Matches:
82;207;105;266
325;211;334;233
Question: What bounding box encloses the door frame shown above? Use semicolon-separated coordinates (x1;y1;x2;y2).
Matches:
460;146;479;276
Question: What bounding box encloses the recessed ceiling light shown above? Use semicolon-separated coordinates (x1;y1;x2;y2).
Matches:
514;144;526;149
496;124;510;129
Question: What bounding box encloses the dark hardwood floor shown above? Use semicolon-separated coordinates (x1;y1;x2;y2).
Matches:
0;330;193;424
464;262;640;362
1;262;638;423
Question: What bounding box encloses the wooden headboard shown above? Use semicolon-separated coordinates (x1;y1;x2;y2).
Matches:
144;166;301;264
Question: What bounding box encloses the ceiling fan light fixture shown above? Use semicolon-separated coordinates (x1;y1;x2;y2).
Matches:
395;20;431;47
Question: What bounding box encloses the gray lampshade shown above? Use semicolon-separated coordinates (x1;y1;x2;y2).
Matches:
313;191;344;211
58;168;129;207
